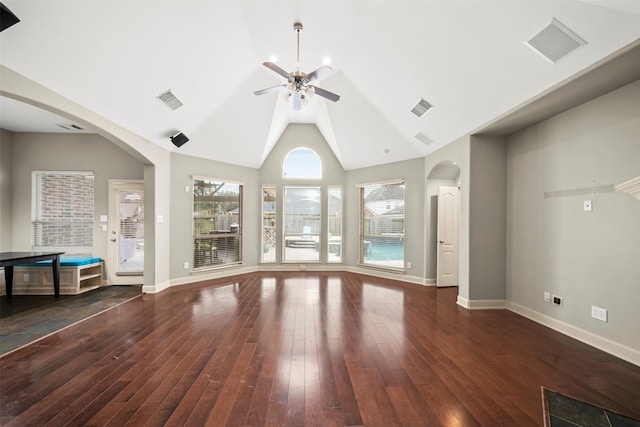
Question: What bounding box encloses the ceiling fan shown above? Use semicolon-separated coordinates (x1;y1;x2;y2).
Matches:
254;22;340;111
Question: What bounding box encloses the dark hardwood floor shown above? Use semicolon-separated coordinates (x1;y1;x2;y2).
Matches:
1;272;638;426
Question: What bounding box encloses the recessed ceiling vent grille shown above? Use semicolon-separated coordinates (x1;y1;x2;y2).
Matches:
526;18;587;63
57;123;85;131
414;132;433;146
157;89;183;110
411;98;433;117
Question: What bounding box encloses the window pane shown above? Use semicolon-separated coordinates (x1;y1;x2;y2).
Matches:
31;171;94;256
283;148;322;179
262;186;276;263
283;187;321;262
117;190;144;273
360;182;405;269
193;178;242;269
328;186;342;263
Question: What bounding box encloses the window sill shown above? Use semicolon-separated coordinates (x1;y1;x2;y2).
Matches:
191;262;242;275
357;263;405;274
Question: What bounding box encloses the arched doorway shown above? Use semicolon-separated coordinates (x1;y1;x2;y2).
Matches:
426;161;461;286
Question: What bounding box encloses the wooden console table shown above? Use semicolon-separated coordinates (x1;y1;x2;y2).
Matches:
0;252;64;298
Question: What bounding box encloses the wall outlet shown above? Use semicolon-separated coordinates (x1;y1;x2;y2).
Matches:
584;200;592;212
406;261;412;269
552;295;563;306
23;273;30;282
591;306;608;322
544;291;550;302
183;261;189;270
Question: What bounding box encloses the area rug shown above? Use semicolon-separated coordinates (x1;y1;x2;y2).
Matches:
0;286;141;356
542;387;640;427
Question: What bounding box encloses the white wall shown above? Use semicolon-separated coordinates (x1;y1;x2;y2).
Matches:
506;80;640;352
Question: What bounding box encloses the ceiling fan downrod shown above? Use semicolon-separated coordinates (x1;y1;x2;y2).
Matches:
294;22;303;73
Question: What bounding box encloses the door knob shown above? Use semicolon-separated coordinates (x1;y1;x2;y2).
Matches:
110;238;116;242
439;240;444;244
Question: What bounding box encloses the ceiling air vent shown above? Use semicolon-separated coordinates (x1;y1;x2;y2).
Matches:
156;89;183;110
411;98;433;117
57;123;85;131
526;18;587;63
414;132;433;146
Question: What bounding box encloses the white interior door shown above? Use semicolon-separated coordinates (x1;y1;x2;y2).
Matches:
437;185;459;287
108;180;144;285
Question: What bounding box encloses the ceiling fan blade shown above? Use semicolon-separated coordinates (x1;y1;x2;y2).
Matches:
263;62;291;79
306;66;333;82
292;92;302;111
254;84;285;96
310;85;340;102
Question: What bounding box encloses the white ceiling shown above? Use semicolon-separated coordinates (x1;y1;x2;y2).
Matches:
1;1;639;170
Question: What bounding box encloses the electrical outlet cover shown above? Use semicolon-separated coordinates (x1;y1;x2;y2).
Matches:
552;295;563;306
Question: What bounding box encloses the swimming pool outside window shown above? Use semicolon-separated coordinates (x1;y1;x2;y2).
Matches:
359;180;405;270
283;186;321;262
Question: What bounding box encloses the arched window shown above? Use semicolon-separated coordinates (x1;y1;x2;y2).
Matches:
283;148;322;179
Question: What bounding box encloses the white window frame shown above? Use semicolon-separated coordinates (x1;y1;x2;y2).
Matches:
358;179;405;272
192;176;243;270
31;170;94;256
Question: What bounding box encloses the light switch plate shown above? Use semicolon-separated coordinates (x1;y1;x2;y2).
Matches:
584;200;592;212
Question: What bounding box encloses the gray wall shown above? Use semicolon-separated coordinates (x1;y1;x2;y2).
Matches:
469;135;507;300
345;157;425;277
425;136;471;297
506;80;640;350
170;152;260;279
0;129;13;251
260;124;345;264
7;132;144;261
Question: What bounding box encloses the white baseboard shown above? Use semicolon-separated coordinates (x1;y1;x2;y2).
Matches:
345;265;430;286
507;301;640;367
456;295;506;309
142;279;171;294
146;264;430;294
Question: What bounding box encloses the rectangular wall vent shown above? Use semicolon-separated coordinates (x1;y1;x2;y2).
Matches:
414;132;433;145
411;98;433;117
157;89;183;110
526;18;587;63
57;123;85;131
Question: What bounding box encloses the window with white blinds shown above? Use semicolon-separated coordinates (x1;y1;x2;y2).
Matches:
262;186;276;263
360;181;405;269
283;186;321;262
31;171;94;256
193;177;242;269
328;186;342;263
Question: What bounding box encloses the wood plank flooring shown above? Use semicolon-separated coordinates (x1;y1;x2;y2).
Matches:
1;272;638;426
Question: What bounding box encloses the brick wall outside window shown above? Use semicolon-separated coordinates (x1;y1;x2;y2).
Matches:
32;171;94;256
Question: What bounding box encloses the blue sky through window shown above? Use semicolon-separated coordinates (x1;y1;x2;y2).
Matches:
283;148;321;179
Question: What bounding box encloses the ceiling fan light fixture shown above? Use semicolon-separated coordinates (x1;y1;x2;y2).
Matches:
254;22;340;109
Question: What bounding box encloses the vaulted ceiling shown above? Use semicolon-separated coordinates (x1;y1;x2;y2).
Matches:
1;1;639;169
